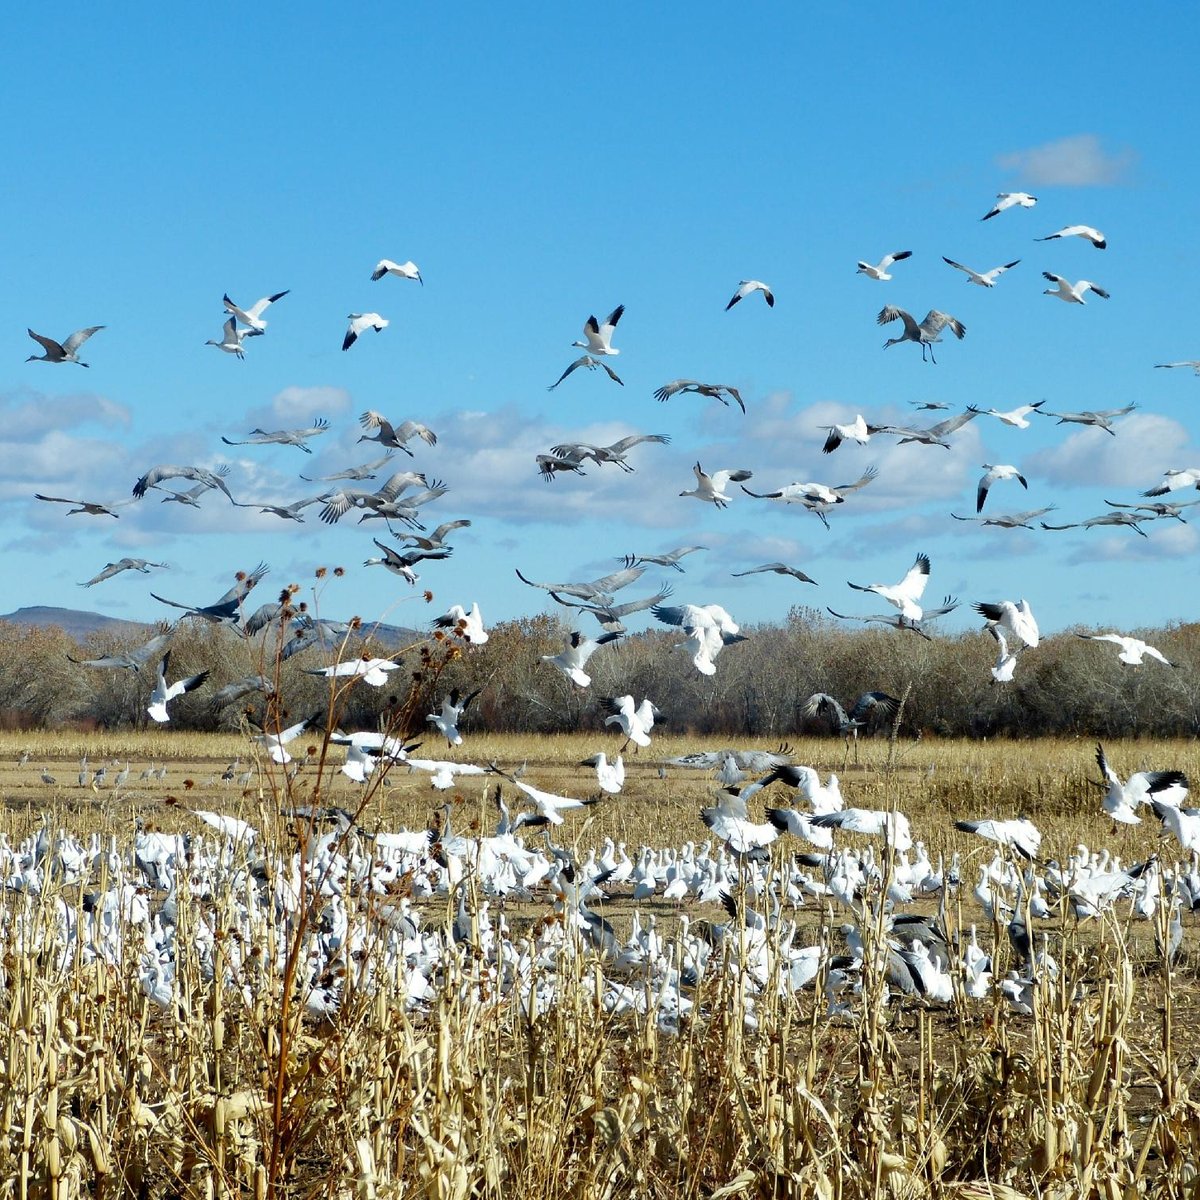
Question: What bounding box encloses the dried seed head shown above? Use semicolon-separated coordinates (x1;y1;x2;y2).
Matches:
315;566;327;579
334;566;345;577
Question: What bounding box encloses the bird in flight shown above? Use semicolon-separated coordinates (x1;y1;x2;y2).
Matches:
573;305;624;356
942;257;1021;287
26;326;104;367
371;258;422;284
653;379;745;412
725;280;774;311
847;553;931;621
79;558;169;587
877;307;966;363
1036;224;1106;249
1042;273;1109;304
856;250;912;281
343;313;389;350
980;192;1037;220
223;290;289;334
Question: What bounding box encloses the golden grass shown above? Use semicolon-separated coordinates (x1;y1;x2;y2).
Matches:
0;729;1199;1198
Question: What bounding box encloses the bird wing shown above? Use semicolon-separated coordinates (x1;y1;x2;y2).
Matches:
62;326;105;354
877;306;918;335
835;466;878;495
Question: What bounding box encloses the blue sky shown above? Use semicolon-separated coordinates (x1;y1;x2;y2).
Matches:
3;4;1199;639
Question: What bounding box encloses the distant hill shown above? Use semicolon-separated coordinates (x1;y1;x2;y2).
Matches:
0;606;151;641
0;606;423;650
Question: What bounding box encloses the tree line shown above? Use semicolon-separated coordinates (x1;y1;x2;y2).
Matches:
2;605;1198;740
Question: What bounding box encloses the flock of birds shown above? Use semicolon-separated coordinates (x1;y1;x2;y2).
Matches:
12;189;1200;1028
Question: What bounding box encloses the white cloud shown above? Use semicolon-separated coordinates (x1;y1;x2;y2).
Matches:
1063;522;1199;564
1027;413;1191;489
0;388;131;441
996;134;1136;187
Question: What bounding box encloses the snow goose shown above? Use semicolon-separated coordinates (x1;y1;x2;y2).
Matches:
254;717;316;765
1149;801;1200;855
742;763;844;813
679;461;753;508
877;307;965;363
358;411;437;453
856;250;912;281
146;652;210;723
25;325;104;366
541;630;621;688
988;626;1021;683
971;400;1044;428
572;304;624;355
764;806;833;849
371;259;422;284
725;281;774;310
942;257;1020;287
489;765;598;825
305;657;403;688
1155;361;1200;375
1042;273;1109;304
810;808;913;852
80;558;169;587
548;355;623;390
1038;403;1135;434
822;414;870;453
974;599;1039;648
981;192;1037;220
1095;743;1188;825
206;317;250;358
407;758;488;791
343;313;388;350
601;695;660;749
700;788;779;855
581;752;625;795
954;817;1041;861
362;539;450;583
432;602;487;644
427;688;481;746
653;379;746;412
1036;224;1106;249
742;466;877;515
847;552;930;620
1143;468;1200;496
1076;633;1177;667
223;290;288;333
976;464;1027;512
652;602;744;676
222;419;330;452
730;563;817;584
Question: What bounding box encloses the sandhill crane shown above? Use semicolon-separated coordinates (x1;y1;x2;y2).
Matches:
132;465;236;503
653;379;746;412
1144;468;1200;497
942;257;1021;287
371;259;422;284
358;411;437;454
34;493;128;518
146;652;210;723
1041;513;1151;537
981;192;1037;220
397;519;471;552
867;408;978;448
1038;403;1135;434
1037;224;1106;249
300;452;397;483
1077;633;1177;667
79;558;169;587
679;462;753;508
1104;498;1200;522
847;552;930;620
971;401;1044;428
856;250;912;281
822;414;870;453
550;434;670;472
317;469;428;524
1042;273;1109;304
223;290;289;333
731;563;817;584
725;281;774;310
975;599;1039;648
222;419;330;452
155;464;233;507
549;355;624;390
628;545;707;572
206;317;250;358
26;325;104;366
541;631;621;688
548;584;674;636
343;313;388;350
536;450;587;480
951;507;1054;529
802;691;900;745
151;562;269;625
516;563;644;604
877;307;965;362
68;628;173;672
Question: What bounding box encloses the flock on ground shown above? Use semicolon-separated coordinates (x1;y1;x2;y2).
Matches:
14;190;1200;1027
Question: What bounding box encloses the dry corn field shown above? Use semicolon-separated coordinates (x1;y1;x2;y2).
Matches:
3;726;1200;1200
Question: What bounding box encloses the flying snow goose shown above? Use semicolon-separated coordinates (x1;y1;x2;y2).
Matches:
856;250;912;281
362;539;450;583
847;552;930;620
971;400;1043;428
572;304;625;355
253;717;315;765
988;625;1021;684
1096;744;1188;823
222;419;330;452
371;259;422;284
700;788;778;854
976;464;1027;512
741;763;844;813
427;688;482;746
548;355;624;390
146;652;210;723
343;313;389;350
206;317;250;359
1076;633;1177;667
223;290;289;333
1143;468;1200;496
1036;224;1106;249
489;764;598;825
1042;273;1109;304
822;414;870;453
1155;361;1200;375
725;280;774;310
974;599;1039;648
731;563;817;584
942;257;1020;287
653;379;746;412
305;656;403;688
679;461;753;508
652;602;745;676
954;817;1041;861
432;602;487;644
877;307;965;363
981;192;1037;220
25;325;104;366
810;808;913;852
541;630;621;688
601;695;660;749
743;466;878;510
79;558;169;586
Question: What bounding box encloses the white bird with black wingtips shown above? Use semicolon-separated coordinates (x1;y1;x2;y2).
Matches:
146;652;210;724
223;290;289;334
371;259;422;284
981;192;1037;220
856;250;912;281
1037;224;1106;249
942;257;1021;287
343;313;389;350
1042;273;1109;304
725;280;774;310
977;464;1027;513
541;631;621;688
847;553;930;622
427;688;482;746
1077;633;1177;668
975;599;1039;648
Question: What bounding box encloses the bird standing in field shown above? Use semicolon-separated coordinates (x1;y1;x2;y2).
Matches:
26;325;104;367
877;307;966;363
847;553;931;621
